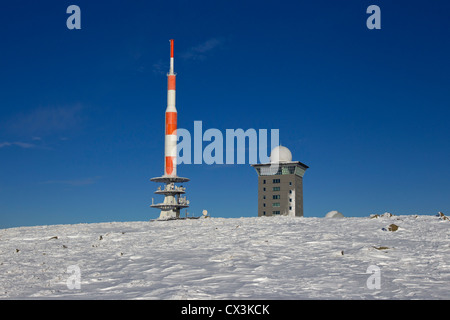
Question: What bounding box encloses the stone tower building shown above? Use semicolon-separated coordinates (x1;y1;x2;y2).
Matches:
251;146;308;217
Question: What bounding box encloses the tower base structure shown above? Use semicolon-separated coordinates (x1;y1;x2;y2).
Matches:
150;176;190;220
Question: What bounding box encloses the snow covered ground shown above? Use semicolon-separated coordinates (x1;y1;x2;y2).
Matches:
0;215;449;299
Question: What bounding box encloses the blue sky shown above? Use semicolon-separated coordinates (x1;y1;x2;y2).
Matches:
1;0;449;228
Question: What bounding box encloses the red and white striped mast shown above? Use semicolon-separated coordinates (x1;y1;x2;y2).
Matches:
165;39;177;177
151;39;190;220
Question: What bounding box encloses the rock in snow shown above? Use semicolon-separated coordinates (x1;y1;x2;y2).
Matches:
0;215;449;299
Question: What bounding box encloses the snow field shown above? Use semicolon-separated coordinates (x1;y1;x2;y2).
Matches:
0;215;449;299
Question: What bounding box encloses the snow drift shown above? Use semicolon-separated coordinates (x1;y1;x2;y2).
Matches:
325;211;345;218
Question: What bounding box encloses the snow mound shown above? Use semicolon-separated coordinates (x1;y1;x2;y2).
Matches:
325;210;345;218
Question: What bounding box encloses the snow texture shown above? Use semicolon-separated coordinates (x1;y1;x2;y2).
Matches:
0;215;449;299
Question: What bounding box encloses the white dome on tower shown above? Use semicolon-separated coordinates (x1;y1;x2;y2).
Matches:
270;146;292;163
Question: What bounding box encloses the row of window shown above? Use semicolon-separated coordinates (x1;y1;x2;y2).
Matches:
263;203;278;207
262;207;293;216
263;179;292;186
263;196;279;200
257;166;301;176
262;211;280;215
263;188;293;194
262;201;292;207
263;179;293;185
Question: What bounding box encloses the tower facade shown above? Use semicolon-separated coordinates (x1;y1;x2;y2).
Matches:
150;39;190;219
251;146;308;217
